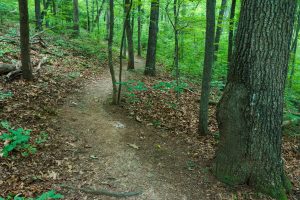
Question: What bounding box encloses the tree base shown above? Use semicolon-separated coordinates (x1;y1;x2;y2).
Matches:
213;156;292;200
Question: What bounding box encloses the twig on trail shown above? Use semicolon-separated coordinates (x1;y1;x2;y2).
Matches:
61;185;143;198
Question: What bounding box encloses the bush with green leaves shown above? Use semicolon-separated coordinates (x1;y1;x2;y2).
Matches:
0;190;63;200
0;121;48;157
116;80;148;102
0;91;13;100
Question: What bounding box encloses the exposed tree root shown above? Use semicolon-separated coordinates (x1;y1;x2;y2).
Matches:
61;185;143;198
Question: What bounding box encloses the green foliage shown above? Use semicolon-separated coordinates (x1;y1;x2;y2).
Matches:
0;121;48;157
211;80;225;91
284;90;300;121
35;132;49;145
0;190;63;200
0;121;36;157
116;80;148;102
67;71;81;79
0;91;13;100
152;80;188;93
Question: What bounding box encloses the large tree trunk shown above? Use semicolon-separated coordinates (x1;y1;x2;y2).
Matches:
73;0;80;36
227;0;236;66
34;0;42;31
137;0;142;56
214;0;227;61
214;1;296;199
108;0;117;104
125;0;135;70
198;0;216;135
145;0;160;76
18;0;33;80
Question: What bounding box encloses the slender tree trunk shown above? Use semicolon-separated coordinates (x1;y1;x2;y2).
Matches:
214;0;227;61
108;0;117;104
52;0;56;15
227;0;236;66
18;0;33;80
86;0;91;32
41;0;51;28
91;0;95;32
173;0;180;99
137;0;142;56
125;0;135;69
73;0;80;36
198;0;216;135
106;8;110;40
123;34;127;57
118;0;133;103
96;0;99;32
94;0;105;26
145;0;160;76
214;1;296;199
35;0;42;31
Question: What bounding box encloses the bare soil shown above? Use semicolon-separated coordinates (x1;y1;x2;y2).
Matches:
57;58;225;200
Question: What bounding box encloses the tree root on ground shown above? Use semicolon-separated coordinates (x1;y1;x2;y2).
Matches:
61;185;143;198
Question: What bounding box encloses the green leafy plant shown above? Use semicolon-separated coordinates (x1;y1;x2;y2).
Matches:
35;132;48;145
0;91;13;100
0;190;63;200
0;121;36;157
116;80;148;102
152;81;188;93
0;121;48;157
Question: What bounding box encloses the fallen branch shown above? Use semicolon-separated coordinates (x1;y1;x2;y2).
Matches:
35;56;48;73
4;68;22;82
2;57;47;82
61;185;142;198
0;63;19;75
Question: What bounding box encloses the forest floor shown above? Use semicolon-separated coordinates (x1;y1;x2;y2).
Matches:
0;25;299;200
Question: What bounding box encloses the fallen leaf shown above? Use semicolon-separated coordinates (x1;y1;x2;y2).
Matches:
127;143;139;150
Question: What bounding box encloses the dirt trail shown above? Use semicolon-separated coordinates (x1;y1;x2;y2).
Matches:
57;58;211;199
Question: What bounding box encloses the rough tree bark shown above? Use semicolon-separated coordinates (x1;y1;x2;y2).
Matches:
125;0;135;70
108;0;117;104
73;0;80;36
214;1;296;199
198;0;216;135
227;0;236;66
145;0;160;76
34;0;42;31
18;0;33;80
214;0;227;61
